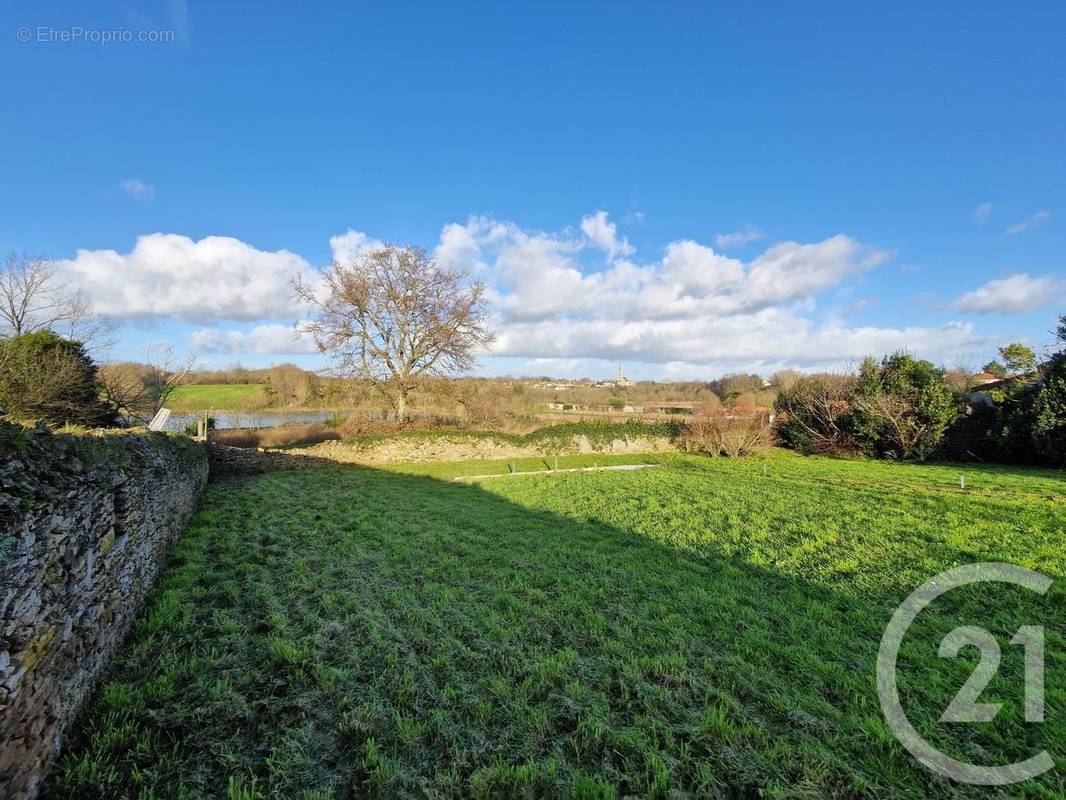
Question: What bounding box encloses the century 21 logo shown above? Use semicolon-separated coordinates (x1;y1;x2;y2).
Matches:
877;563;1054;786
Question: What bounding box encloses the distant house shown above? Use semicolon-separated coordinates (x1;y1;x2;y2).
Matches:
971;371;1003;387
969;372;1045;407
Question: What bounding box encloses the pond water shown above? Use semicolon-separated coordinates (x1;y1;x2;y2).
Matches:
163;409;396;432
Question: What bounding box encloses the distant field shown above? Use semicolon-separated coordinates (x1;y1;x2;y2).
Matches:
167;383;269;410
47;452;1064;798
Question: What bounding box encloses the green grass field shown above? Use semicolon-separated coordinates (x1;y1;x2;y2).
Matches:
167;384;269;410
46;452;1064;798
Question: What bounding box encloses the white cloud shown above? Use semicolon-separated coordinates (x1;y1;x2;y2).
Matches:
518;357;589;377
742;236;888;309
973;202;993;223
434;222;485;274
190;323;318;355
951;273;1064;315
1005;210;1051;236
59;213;996;372
120;178;155;200
490;311;983;369
57;233;316;324
329;229;385;265
422;214;984;371
714;224;765;249
442;215;889;327
580;210;634;261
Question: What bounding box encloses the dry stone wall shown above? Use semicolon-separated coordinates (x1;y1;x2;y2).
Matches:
0;421;208;799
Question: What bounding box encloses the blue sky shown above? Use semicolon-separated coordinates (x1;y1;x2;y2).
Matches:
1;1;1063;379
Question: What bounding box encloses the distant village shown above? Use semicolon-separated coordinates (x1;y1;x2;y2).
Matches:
531;364;637;391
535;365;733;416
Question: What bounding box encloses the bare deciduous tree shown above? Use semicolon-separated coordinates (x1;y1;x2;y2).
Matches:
774;373;860;453
99;362;154;421
294;245;493;423
142;344;197;417
0;252;112;349
679;408;772;457
100;345;196;422
769;369;801;392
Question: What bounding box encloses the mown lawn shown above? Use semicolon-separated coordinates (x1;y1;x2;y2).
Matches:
167;384;269;410
47;452;1064;798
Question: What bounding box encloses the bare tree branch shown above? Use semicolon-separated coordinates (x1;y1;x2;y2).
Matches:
142;344;198;416
0;251;114;351
97;346;197;424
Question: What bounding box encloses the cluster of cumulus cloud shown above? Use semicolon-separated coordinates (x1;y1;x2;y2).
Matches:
53;211;1060;375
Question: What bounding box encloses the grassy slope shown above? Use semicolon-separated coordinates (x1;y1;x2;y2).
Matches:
46;452;1065;799
167;384;269;411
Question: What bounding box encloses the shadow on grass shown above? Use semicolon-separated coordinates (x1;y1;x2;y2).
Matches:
206;442;342;475
45;463;1064;800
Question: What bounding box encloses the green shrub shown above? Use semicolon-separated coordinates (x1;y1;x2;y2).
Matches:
0;330;117;426
851;353;955;460
522;419;682;451
1029;356;1066;466
776;355;955;461
936;402;1003;462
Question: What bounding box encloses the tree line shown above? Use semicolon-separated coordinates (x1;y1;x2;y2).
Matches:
2;245;1062;467
774;321;1066;467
